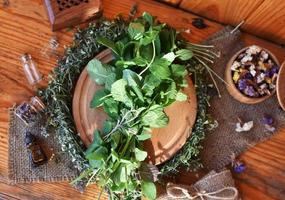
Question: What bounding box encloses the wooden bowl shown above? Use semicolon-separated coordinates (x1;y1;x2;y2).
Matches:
225;46;280;104
73;49;198;165
277;61;285;111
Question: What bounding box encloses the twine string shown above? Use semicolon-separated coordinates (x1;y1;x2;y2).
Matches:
167;184;238;200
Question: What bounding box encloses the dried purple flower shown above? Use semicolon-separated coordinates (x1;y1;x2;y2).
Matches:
261;115;274;125
233;162;246;173
244;86;256;97
231;154;246;174
265;124;276;132
271;65;279;75
238;79;247;91
244;72;253;80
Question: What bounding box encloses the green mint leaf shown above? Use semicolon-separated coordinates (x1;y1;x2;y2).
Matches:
142;12;154;26
171;64;187;77
122;42;136;60
90;89;109;108
134;148;147;161
103;98;119;118
102;120;114;135
133;56;148;67
87;59;113;85
115;57;148;68
113;165;130;184
115;41;125;56
111;133;121;149
105;73;116;91
154;36;161;55
97;36;119;55
123;69;145;102
142;74;161;96
149;58;171;79
123;69;142;87
176;49;193;61
115;60;136;68
141;181;156;200
111;79;133;107
85;130;103;156
89;160;103;168
140;30;159;46
86;146;108;160
137;133;151;141
128;22;145;40
139;43;154;62
142;105;169;128
165;81;177;100
176;91;188;101
162;52;176;63
159;28;176;53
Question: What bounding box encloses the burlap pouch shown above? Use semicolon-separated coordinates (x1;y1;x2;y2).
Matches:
201;26;285;170
157;170;238;200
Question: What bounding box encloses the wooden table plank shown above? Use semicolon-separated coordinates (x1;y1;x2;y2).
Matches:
0;0;285;199
243;0;285;45
179;0;264;26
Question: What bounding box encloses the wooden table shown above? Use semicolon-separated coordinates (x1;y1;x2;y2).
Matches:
0;0;285;199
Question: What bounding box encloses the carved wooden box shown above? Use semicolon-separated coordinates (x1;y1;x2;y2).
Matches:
44;0;102;31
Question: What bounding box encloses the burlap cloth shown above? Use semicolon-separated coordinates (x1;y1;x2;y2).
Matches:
157;170;238;200
8;106;78;184
201;26;285;170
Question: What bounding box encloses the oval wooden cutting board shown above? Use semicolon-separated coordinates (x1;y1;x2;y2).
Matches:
73;49;197;165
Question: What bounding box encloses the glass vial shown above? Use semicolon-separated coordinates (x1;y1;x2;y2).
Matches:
20;53;42;85
15;96;45;125
40;36;59;58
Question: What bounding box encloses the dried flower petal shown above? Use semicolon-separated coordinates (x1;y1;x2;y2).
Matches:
241;54;253;63
250;69;256;77
233;162;246;173
233;71;240;83
260;83;267;89
265;124;276;132
235;121;254;132
246;45;261;55
238;79;247;90
244;72;253;80
231;61;241;71
244;86;256;97
261;50;269;60
261;115;274;125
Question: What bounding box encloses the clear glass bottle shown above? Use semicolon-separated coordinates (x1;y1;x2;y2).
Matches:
20;53;42;86
15;96;45;125
40;36;59;58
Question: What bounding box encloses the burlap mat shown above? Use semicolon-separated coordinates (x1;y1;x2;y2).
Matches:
8;106;78;184
201;26;285;170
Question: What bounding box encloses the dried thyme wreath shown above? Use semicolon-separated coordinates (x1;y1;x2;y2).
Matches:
39;14;216;200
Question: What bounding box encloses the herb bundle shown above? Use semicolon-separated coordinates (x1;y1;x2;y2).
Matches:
39;13;217;200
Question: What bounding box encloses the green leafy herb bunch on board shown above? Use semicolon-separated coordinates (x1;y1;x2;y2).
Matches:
71;12;217;200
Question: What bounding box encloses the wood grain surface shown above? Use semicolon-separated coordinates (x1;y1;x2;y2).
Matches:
179;0;264;25
0;0;285;199
156;0;182;6
243;0;285;45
